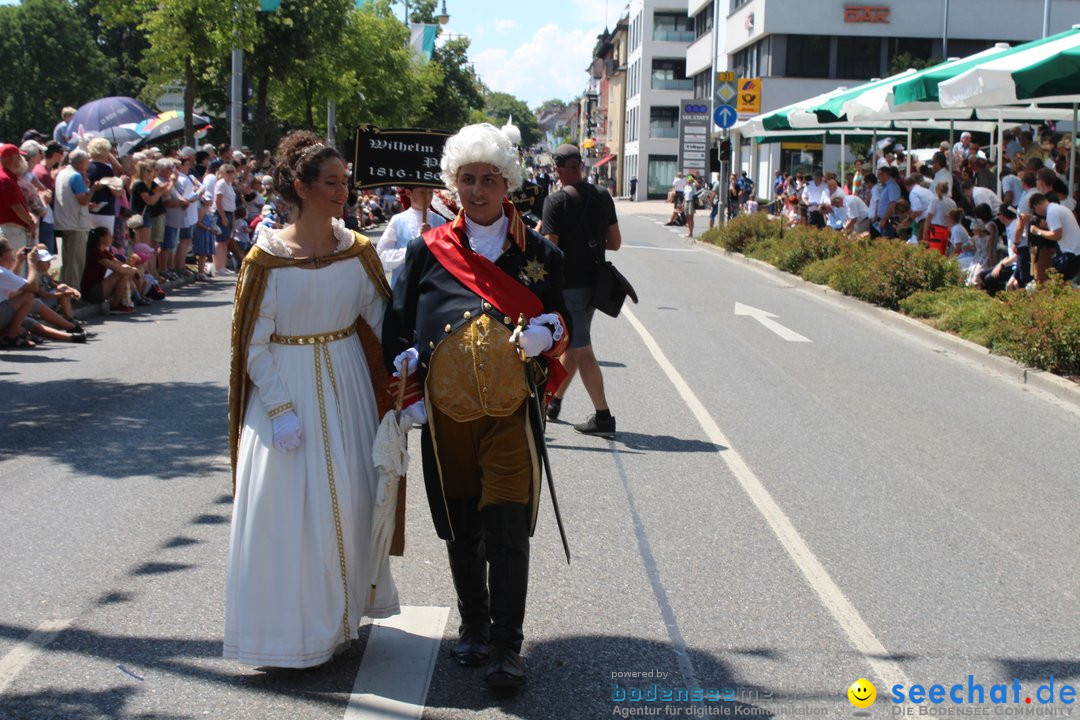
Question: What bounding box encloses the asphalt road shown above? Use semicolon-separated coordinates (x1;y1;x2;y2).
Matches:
1;204;1078;720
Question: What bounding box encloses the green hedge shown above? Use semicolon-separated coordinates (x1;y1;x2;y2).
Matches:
702;214;1080;380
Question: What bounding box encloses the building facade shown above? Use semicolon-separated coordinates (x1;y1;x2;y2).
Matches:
622;0;698;199
685;0;1080;195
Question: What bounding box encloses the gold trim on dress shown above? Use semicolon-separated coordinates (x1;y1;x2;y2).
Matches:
267;402;294;419
270;326;357;345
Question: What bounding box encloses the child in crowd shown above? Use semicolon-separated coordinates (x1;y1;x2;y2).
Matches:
946;208;976;271
31;248;80;321
192;193;219;278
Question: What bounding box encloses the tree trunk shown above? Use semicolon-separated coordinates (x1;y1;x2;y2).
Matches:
254;69;269;155
183;55;195;147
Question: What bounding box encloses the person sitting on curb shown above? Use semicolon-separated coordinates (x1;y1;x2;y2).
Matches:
30;247;80;321
0;238;85;345
81;226;139;314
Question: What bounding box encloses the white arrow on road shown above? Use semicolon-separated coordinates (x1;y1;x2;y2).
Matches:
734;302;812;343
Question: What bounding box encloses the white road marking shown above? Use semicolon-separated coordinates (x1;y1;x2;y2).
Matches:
622;307;910;692
0;618;74;694
734;302;812;343
623;244;698;252
343;605;450;720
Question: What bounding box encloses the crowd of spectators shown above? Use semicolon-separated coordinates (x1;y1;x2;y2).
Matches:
759;124;1080;294
0;113;296;349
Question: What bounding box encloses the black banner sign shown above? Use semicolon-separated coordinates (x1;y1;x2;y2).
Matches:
352;125;450;189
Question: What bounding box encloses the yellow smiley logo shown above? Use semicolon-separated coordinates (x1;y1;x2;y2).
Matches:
848;678;877;708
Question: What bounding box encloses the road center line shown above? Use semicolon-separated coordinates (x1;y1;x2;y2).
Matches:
343;605;449;720
622;306;910;691
0;618;74;694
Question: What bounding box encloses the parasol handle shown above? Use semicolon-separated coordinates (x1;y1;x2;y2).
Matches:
395;357;410;415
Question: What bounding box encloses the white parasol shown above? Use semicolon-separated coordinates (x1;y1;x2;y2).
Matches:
368;359;411;604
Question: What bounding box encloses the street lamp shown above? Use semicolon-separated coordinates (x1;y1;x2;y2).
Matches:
437;0;450;25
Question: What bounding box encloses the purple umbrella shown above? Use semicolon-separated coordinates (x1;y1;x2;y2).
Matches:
67;97;156;145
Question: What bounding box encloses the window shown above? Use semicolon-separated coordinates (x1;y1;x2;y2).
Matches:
647;155;678;199
692;70;710;100
837;36;881;79
733;39;768;80
731;0;752;10
649;107;679;139
785;35;829;78
653;12;694;42
694;4;713;39
651;59;692;91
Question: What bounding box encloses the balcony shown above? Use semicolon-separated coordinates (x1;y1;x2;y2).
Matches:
651;78;694;91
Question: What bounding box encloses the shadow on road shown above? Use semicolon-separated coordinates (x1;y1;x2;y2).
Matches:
0;379;226;479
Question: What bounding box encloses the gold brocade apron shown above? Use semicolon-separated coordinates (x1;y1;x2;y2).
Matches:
426;314;530;423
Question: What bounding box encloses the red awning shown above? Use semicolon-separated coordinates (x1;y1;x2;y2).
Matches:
593;154;615;168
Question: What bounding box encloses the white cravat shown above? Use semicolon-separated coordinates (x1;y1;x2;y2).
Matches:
464;213;508;263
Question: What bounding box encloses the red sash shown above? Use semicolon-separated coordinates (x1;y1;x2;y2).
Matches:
423;201;542;322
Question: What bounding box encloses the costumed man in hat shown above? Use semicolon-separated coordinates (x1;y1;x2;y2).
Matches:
382;123;570;691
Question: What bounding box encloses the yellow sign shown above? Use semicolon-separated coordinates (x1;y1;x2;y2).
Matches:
781;142;823;151
716;71;736;83
737;77;761;114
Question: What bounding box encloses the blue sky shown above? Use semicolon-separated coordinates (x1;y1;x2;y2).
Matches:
418;0;616;109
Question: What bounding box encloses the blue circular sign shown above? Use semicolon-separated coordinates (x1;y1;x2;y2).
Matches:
714;105;737;129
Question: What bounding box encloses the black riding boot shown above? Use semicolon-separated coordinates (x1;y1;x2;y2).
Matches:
481;502;530;689
445;498;490;666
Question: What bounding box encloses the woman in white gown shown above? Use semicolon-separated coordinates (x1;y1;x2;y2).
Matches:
225;131;399;668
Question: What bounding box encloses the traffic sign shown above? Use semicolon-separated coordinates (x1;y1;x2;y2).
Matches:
715;71;737;106
714;105;737;129
737;77;762;114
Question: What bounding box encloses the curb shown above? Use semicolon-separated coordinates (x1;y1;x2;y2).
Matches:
696;240;1080;414
73;274;200;322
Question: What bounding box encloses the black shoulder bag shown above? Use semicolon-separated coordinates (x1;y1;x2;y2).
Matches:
563;184;638;318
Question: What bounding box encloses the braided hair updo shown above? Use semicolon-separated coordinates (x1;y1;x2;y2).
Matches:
271;130;345;213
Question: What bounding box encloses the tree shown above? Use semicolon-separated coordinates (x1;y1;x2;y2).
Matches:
266;2;439;138
889;52;938;77
414;36;484;131
484;91;539;147
0;0;111;142
95;0;259;146
73;0;149;101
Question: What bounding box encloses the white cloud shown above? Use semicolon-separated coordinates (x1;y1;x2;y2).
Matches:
473;23;600;108
491;18;517;33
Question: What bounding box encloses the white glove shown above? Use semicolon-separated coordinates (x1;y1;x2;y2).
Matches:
393;347;419;377
400;400;427;426
271;411;303;453
509;323;553;358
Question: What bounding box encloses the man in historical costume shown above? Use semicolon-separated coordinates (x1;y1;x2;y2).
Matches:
382;123;570;691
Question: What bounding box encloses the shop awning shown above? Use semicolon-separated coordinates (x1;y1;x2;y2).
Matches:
592;154;615;168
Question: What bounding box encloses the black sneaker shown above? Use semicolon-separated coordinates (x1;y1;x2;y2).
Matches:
573;413;616;438
546;396;562;421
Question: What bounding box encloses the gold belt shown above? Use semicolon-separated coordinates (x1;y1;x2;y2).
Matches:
270;325;356;345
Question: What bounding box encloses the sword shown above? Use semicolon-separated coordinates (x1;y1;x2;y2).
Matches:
515;315;571;564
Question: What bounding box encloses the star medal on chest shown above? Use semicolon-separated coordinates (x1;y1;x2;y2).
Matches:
520;258;548;285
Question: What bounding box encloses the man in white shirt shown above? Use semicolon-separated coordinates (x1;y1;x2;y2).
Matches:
962;181;1001;216
800;170;828;228
952;131;973;168
0;239;36;344
904;174;934;226
841;193;871;234
1000;170;1023;207
1029;193;1080;282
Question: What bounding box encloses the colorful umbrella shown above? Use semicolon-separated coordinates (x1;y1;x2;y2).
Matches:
127;110;212;150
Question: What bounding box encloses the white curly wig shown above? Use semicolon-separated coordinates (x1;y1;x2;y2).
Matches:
440;123;524;195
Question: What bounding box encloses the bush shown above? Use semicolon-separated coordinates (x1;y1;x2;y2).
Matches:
799;256;844;286
900;287;1002;347
826;239;964;310
706;213;782;253
749;226;847;275
986;277;1080;378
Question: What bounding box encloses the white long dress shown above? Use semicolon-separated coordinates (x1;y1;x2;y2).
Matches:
224;222;400;668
